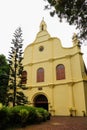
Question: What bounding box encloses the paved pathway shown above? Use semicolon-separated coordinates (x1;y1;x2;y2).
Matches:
15;116;87;130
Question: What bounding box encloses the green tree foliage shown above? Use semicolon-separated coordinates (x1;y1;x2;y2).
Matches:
44;0;87;41
8;27;28;106
0;54;9;105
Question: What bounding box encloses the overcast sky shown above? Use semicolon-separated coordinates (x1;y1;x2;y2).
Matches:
0;0;87;64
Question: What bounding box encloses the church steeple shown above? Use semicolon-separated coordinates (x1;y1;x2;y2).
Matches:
40;18;47;31
34;19;50;43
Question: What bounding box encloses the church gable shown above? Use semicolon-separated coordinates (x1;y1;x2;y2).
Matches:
23;20;87;116
23;19;86;83
34;19;50;43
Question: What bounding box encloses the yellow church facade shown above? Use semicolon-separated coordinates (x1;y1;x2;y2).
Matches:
23;19;87;116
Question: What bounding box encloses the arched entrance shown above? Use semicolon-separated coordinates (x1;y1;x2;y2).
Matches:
33;94;48;110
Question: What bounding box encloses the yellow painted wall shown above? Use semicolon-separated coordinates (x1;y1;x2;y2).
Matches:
73;82;86;116
23;19;87;116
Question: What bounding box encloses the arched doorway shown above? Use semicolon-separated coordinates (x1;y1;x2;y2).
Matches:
33;94;48;110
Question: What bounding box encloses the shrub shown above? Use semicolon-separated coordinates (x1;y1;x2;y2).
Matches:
9;106;21;126
35;109;43;123
9;106;38;125
19;109;29;126
26;106;37;124
0;105;50;129
0;106;10;129
36;108;50;121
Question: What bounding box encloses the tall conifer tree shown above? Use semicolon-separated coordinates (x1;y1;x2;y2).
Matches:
8;27;28;106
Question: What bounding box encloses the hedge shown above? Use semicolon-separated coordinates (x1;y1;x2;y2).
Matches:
0;104;51;129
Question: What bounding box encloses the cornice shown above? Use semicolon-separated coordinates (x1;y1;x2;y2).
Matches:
25;78;86;89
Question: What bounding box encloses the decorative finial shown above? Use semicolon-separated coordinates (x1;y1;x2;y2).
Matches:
42;17;44;21
72;33;79;46
40;18;47;31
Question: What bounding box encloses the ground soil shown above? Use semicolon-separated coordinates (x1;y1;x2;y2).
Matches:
12;116;87;130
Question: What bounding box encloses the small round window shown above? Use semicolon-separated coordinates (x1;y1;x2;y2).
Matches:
39;46;44;51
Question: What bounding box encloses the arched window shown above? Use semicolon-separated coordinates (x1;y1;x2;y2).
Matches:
56;64;65;80
21;71;27;84
37;68;44;82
